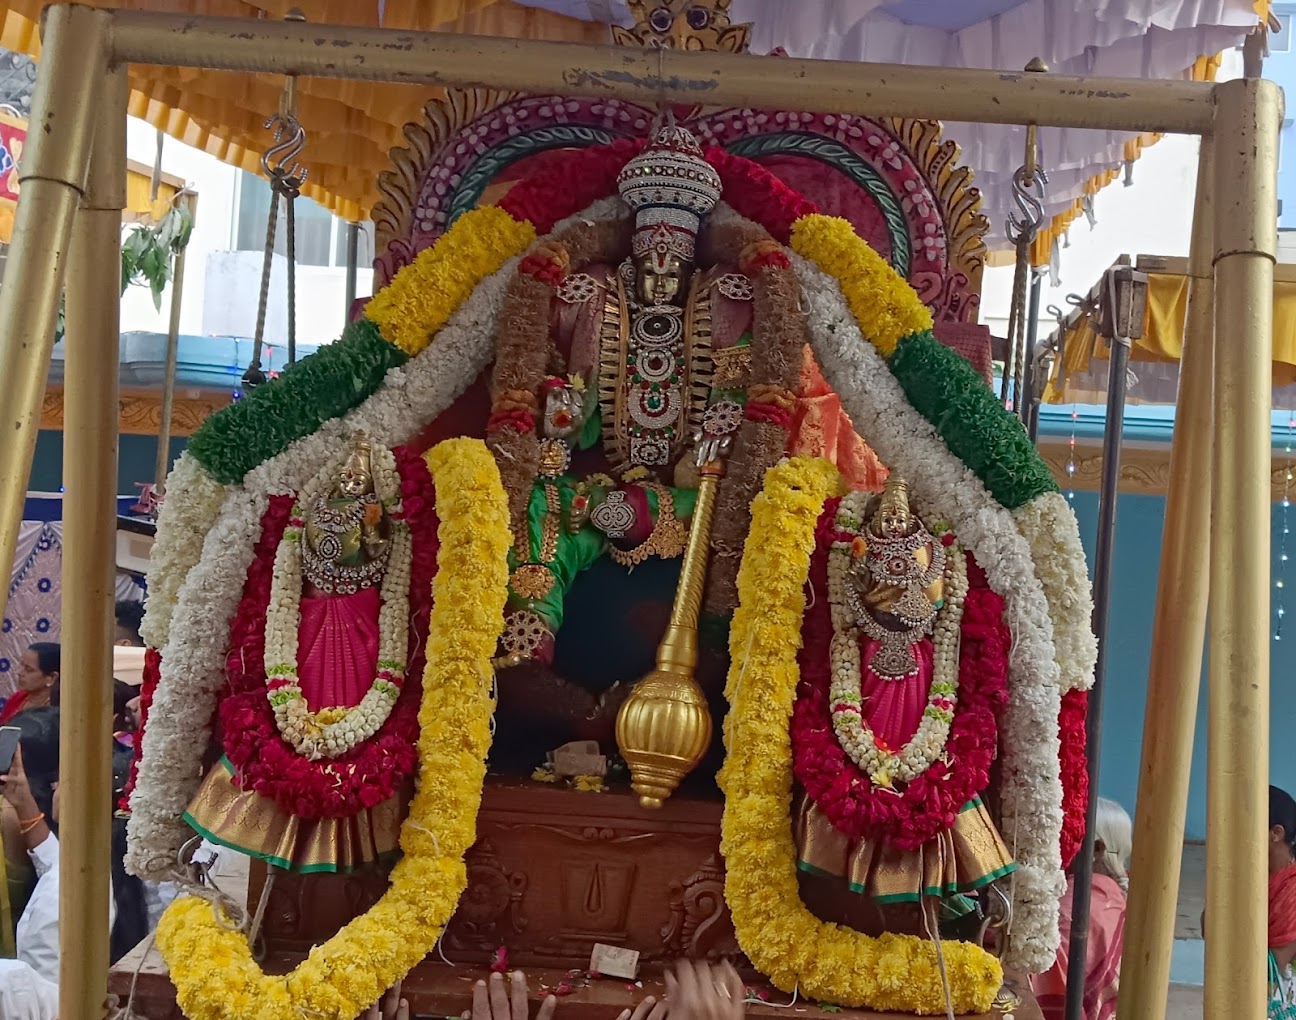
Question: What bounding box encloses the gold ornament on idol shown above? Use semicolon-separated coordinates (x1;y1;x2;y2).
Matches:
616;430;731;807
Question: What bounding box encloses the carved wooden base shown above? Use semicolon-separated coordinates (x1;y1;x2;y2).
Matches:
107;945;1043;1020
107;778;1044;1018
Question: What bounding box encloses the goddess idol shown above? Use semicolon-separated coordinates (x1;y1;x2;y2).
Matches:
792;473;1015;936
181;433;437;872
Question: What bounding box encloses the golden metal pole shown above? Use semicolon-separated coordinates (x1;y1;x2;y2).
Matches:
1206;77;1282;1020
101;7;1214;134
1119;139;1216;1020
0;4;110;625
60;63;127;1020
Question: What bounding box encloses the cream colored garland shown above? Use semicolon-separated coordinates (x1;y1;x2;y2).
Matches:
264;441;412;760
826;490;968;787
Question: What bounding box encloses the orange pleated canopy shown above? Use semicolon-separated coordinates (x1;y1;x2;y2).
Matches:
0;0;610;222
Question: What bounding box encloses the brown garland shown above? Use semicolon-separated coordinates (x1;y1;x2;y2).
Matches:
487;217;632;539
488;269;555;541
699;225;807;615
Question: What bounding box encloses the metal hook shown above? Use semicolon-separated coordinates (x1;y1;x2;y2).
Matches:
261;113;308;194
1005;163;1049;245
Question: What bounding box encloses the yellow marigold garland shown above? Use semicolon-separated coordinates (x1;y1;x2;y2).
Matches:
365;206;536;356
156;437;511;1020
789;214;934;359
720;456;1003;1016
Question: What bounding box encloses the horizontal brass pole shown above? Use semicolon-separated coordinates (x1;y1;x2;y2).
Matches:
102;6;1215;134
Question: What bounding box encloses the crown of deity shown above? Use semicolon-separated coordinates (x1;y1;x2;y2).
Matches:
617;123;722;269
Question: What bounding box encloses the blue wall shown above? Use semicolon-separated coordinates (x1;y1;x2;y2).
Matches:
1070;490;1295;840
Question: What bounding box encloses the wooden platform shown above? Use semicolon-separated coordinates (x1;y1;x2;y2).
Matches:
107;941;1042;1020
107;778;1042;1018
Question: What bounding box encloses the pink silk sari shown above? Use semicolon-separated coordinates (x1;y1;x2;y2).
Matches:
297;587;381;711
859;636;933;750
1031;873;1126;1020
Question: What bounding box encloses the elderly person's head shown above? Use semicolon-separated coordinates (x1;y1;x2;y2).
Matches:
1093;797;1132;894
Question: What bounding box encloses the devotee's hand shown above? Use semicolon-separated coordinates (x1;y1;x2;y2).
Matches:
664;961;745;1020
464;970;557;1020
615;992;669;1020
0;746;36;815
363;981;409;1020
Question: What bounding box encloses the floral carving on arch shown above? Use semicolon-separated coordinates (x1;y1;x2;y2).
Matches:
372;92;989;326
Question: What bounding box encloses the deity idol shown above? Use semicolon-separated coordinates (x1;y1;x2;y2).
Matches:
488;123;884;771
184;433;423;871
792;473;1016;936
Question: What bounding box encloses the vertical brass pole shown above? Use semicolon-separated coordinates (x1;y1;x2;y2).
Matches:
1206;77;1282;1020
154;190;196;494
60;63;126;1020
1119;139;1216;1020
0;5;110;625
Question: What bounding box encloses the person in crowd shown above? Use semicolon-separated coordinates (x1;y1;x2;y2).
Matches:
113;678;138;748
1030;797;1131;1020
114;600;146;647
0;958;57;1020
0;644;59;725
1268;786;1296;1016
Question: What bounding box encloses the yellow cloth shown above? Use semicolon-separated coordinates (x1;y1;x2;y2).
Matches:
0;0;609;222
794;793;1015;903
1047;271;1296;402
183;758;407;873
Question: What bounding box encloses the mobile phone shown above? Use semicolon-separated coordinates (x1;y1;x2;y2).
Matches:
0;726;20;774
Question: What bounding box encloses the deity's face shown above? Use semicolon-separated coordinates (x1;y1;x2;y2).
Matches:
875;500;914;540
336;454;374;499
634;253;690;307
543;385;584;441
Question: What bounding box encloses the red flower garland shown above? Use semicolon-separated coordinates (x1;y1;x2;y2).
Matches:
495;137;821;246
498;137;644;234
217;445;439;820
1058;688;1090;868
790;498;1010;850
118;646;161;812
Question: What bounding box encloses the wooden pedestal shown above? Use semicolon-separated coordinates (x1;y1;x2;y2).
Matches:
107;778;1042;1019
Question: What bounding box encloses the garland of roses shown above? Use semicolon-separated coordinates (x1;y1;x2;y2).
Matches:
217;445;437;820
157;438;508;1020
791;497;1009;851
722;457;1002;1015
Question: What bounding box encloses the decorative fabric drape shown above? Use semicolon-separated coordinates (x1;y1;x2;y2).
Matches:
1047;271;1296;405
0;522;61;699
0;0;1265;235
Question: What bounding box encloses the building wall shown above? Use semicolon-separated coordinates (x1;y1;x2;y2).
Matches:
1067;489;1296;840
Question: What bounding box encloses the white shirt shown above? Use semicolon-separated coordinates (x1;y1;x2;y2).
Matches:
0;959;57;1020
15;833;116;984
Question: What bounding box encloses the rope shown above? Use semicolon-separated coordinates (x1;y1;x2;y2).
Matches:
247;187;280;383
917;847;957;1020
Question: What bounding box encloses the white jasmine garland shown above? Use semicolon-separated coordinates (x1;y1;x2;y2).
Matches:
139;452;227;651
1014;491;1098;694
826;491;967;787
265;442;411;760
787;236;1068;974
127;198;629;877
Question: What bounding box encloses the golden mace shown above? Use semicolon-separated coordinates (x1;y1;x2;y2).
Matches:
615;444;727;808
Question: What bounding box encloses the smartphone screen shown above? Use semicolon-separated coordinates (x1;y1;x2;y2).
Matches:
0;726;20;774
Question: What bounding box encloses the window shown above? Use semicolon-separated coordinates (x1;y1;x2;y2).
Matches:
234;172;372;269
334;221;375;270
1273;13;1293;54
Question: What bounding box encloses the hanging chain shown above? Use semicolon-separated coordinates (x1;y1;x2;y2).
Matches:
242;11;308;389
